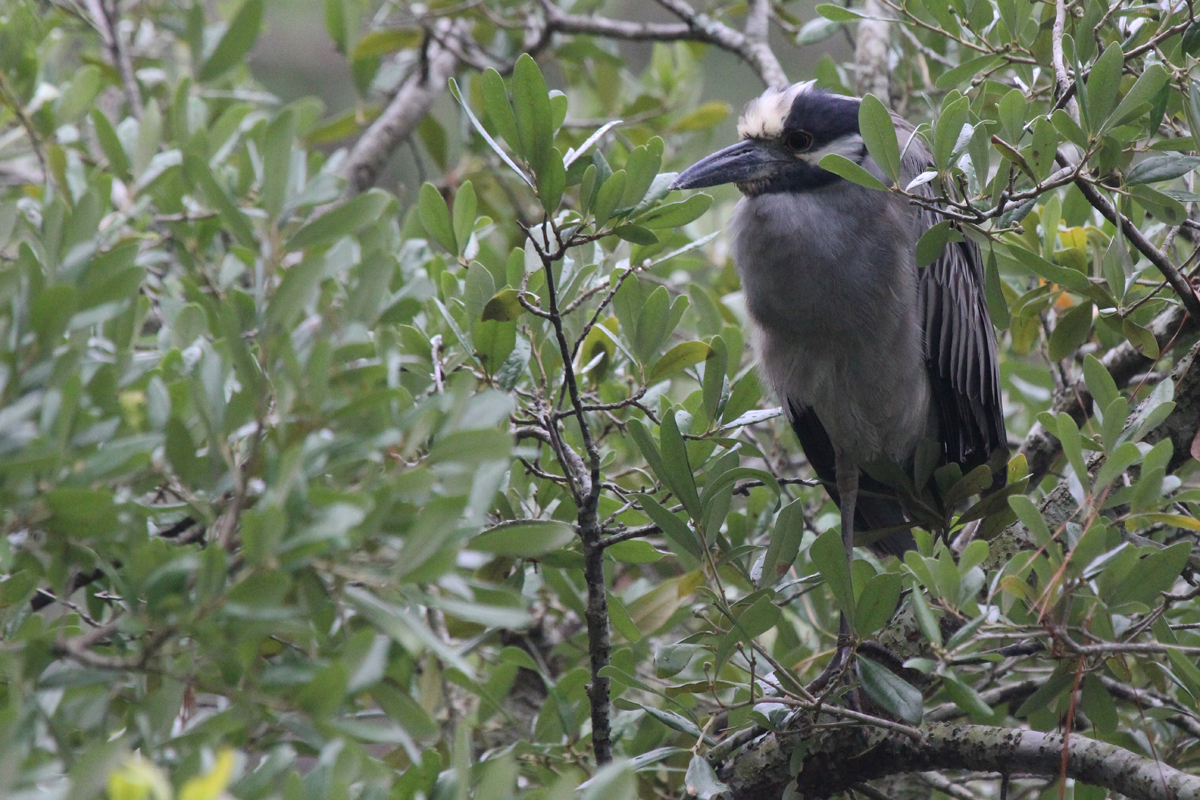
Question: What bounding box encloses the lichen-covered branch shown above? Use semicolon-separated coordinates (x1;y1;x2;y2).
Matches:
721;721;1200;800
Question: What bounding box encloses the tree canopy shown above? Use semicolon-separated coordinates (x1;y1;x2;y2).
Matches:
2;1;1200;799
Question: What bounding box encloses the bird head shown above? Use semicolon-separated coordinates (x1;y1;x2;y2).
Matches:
672;82;866;197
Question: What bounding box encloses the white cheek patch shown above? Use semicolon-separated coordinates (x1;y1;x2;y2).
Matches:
738;81;816;140
800;133;866;165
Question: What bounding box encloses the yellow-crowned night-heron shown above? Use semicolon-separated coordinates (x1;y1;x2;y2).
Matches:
673;82;1007;563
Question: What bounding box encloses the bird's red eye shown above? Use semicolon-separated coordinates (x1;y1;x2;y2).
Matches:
784;131;814;151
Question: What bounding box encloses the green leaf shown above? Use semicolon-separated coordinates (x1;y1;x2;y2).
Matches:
858;656;923;724
538;148;566;215
1107;64;1167;131
1083;354;1119;412
1126;154;1200;185
941;671;994;721
859;94;901;182
935;55;1003;91
648;341;714;384
815;3;865;21
197;0;264;82
1131;185;1187;225
285;188;390;251
671;102;730;132
915;220;963;268
481;289;526;322
472;520;576;557
639;494;701;562
607;540;666;564
452;181;477;255
1005;242;1091;293
1084;42;1124;132
855;572;903;636
449;77;532;186
182;154;256;249
904;575;941;646
261;108;295;222
637;194;713;228
417;182;456;254
622;138;664;209
1025;117;1058;182
45;488;119;539
810;529;855;627
1048;301;1092;361
684;755;729;800
480;69;520;150
934;95;969;172
817;153;887;191
659;410;701;518
593;170;627;225
351;27;421;59
511;53;553;173
997;88;1026;143
613;224;658;246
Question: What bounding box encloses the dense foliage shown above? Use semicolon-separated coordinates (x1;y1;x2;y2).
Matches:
2;1;1200;799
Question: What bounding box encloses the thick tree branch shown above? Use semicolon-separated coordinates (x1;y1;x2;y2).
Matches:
720;721;1200;800
654;0;788;88
854;0;891;101
340;22;462;196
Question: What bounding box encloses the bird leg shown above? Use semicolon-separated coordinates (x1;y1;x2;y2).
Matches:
834;450;858;671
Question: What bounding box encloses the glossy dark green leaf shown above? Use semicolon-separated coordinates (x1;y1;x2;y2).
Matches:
858;656;923;724
1126;154;1200;185
810;529;855;626
855;572;903;636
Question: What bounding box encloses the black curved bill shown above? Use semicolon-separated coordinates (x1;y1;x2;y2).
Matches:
670;139;782;190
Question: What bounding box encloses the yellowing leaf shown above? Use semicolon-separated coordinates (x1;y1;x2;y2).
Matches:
179;749;235;800
108;754;171;800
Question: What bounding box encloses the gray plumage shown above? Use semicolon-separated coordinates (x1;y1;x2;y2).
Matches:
673;82;1006;556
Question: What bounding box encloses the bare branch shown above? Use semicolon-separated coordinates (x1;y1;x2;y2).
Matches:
83;0;143;119
340;22;462;197
654;0;788;88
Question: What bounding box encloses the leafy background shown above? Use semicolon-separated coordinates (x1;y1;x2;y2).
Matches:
1;1;1199;799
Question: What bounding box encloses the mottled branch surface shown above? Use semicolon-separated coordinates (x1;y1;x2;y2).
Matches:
721;721;1200;800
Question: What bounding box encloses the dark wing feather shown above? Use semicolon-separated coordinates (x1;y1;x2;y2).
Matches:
788;401;915;557
894;114;1007;476
918;216;1007;476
